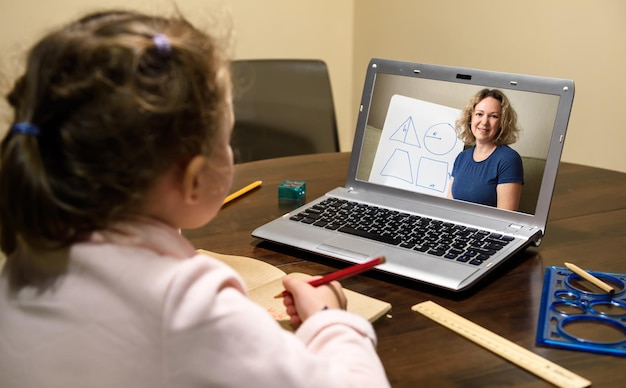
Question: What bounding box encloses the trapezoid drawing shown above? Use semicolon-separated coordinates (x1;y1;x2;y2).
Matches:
389;116;421;148
380;148;414;184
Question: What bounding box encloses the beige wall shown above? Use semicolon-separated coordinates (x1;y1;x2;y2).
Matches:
354;0;626;173
0;0;356;150
1;0;624;172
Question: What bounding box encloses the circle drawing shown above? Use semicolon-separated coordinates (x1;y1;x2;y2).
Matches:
424;123;457;155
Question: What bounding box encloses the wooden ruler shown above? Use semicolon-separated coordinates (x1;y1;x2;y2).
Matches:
412;301;591;388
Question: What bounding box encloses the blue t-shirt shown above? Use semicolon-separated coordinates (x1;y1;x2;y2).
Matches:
451;145;523;207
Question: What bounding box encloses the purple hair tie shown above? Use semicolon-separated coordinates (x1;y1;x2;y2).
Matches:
11;122;40;136
153;33;171;55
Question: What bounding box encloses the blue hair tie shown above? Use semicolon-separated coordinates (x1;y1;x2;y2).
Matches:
153;33;171;55
11;122;40;136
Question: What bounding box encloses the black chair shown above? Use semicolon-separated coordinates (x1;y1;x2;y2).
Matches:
230;59;340;163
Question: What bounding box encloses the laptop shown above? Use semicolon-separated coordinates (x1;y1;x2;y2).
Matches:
252;58;575;292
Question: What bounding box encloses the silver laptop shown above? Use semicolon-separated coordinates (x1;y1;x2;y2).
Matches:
252;58;575;292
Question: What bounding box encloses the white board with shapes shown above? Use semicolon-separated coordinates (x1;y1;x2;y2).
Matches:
369;94;464;196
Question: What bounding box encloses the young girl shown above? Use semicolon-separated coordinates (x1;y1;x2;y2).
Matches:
0;10;389;387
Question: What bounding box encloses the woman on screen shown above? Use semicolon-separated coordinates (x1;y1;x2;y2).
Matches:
447;89;523;210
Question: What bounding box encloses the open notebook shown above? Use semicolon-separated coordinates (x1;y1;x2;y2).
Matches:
253;58;575;292
199;250;391;331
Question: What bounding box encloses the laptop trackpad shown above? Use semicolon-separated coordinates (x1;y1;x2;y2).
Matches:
317;235;383;260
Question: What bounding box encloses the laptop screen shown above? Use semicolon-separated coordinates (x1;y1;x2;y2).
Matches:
351;59;574;223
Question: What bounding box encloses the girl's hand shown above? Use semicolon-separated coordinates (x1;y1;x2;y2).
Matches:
281;275;347;328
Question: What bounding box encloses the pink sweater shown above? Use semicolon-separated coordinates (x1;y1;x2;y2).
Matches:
0;219;389;387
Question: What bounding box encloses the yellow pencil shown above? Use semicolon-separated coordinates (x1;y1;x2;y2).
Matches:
564;262;615;296
223;180;262;205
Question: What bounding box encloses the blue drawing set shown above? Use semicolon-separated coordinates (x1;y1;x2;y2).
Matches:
536;266;626;356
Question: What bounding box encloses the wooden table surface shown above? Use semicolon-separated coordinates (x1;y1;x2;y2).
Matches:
184;152;626;387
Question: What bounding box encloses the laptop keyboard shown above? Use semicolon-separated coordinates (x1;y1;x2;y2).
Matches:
288;197;515;266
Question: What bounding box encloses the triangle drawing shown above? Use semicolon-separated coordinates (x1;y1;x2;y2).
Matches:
389;116;421;147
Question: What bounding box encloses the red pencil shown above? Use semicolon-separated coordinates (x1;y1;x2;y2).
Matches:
274;256;386;298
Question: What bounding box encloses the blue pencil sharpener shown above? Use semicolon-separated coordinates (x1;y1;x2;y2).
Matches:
278;180;306;201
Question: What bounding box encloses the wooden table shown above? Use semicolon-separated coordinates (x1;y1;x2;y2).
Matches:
184;152;626;387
